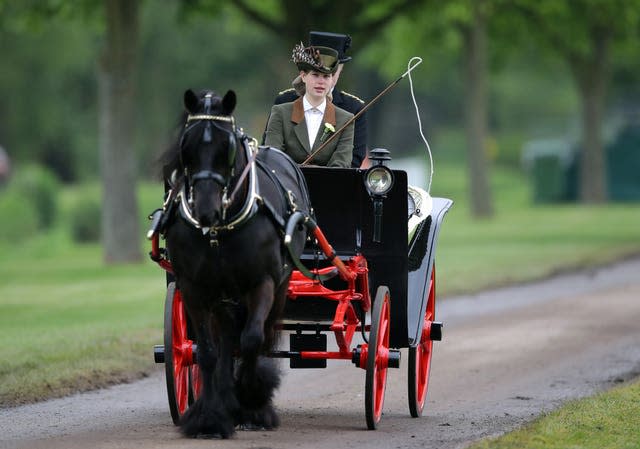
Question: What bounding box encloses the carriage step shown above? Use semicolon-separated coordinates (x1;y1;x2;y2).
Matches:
289;333;327;368
430;322;443;341
154;345;164;363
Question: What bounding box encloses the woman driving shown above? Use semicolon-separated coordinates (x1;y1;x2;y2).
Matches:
264;43;354;168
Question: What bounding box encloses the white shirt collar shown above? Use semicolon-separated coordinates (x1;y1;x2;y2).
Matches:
303;96;326;114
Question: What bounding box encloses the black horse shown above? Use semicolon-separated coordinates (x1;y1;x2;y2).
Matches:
161;89;311;438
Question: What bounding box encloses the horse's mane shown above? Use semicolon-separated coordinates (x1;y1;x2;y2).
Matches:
158;110;188;182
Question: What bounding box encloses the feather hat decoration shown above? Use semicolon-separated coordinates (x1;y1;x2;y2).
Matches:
291;42;339;74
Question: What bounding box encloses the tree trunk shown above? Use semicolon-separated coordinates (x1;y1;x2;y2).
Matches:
462;1;493;218
571;32;609;204
98;0;142;263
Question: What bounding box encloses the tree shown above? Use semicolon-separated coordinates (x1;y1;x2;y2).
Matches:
460;0;493;217
178;0;436;114
512;0;640;203
364;1;496;218
0;0;143;263
183;0;424;45
99;0;142;262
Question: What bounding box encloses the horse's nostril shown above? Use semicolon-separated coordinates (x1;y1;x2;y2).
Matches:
198;211;219;228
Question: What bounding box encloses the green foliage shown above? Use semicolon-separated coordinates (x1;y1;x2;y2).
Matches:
0;0;102;33
0;188;39;244
11;164;60;229
2;0;640;184
0;19;98;181
510;0;640;62
69;195;101;243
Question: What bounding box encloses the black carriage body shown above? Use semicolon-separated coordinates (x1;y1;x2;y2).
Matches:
406;196;452;346
284;167;409;348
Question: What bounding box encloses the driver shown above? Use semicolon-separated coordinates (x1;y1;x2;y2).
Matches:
264;43;354;168
267;32;367;169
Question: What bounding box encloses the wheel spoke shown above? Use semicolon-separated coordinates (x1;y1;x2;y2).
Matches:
366;287;391;429
164;283;194;424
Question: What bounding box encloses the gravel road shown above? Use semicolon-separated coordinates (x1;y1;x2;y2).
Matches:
2;258;639;449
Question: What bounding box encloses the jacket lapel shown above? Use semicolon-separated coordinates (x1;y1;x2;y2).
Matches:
312;102;337;150
290;98;311;154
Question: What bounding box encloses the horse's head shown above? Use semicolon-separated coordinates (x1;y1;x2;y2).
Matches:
179;89;239;228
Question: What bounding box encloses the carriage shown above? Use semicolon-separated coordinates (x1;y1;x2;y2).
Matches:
149;151;451;430
147;89;451;435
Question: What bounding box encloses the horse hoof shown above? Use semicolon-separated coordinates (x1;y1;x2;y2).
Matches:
179;400;236;439
239;404;280;430
181;420;236;439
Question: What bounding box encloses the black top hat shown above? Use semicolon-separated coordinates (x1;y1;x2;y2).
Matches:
309;31;352;63
291;43;339;74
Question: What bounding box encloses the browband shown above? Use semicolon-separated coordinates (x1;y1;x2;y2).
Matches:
186;114;235;130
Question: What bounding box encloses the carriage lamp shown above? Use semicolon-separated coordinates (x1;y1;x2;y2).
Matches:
364;148;394;197
365;167;394;196
364;148;395;243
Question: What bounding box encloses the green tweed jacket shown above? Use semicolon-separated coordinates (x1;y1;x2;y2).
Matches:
264;98;354;168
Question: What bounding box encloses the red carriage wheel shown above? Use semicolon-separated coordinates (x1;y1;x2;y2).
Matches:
408;264;436;417
163;282;195;424
365;286;391;430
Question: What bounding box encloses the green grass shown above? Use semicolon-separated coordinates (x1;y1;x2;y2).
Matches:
469;379;640;449
0;183;166;406
0;235;165;406
0;165;639;408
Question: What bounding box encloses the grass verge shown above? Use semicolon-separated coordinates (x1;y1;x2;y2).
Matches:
0;184;166;406
468;379;640;449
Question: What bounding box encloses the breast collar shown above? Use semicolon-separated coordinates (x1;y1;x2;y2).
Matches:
176;141;261;235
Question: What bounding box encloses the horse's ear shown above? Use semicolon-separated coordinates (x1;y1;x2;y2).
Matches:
184;89;199;114
222;90;236;115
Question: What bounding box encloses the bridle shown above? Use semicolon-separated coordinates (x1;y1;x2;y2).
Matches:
179;94;238;190
175;94;260;240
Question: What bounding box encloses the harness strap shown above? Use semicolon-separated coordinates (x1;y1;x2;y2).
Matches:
256;196;287;230
191;170;226;186
255;158;299;221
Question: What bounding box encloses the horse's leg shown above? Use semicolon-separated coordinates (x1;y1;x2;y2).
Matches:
179;300;236;438
212;311;243;424
235;277;283;429
240;276;275;357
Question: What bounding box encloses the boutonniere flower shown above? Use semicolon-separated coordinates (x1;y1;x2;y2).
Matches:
320;122;335;143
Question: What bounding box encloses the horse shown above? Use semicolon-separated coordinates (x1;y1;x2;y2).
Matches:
160;89;312;438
